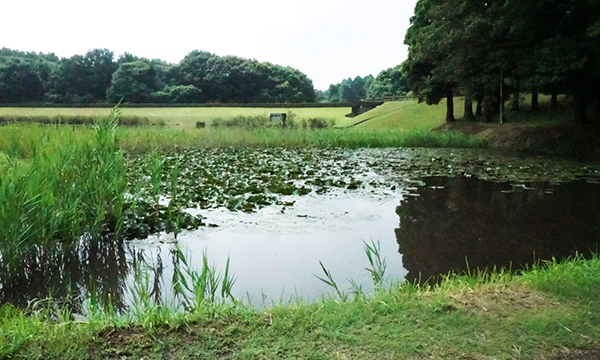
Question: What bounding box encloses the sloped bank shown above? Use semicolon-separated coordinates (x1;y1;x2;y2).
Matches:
436;122;600;159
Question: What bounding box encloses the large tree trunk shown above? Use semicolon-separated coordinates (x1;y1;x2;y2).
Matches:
475;94;483;116
483;98;493;123
511;79;520;111
551;91;559;109
531;90;539;112
594;92;599;124
574;93;590;125
446;84;455;123
464;94;475;121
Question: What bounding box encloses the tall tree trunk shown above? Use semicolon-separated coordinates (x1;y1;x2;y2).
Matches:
464;94;475;121
574;93;590;125
483;98;493;123
594;91;600;126
492;99;500;114
551;91;559;109
511;79;520;111
446;84;455;123
531;90;539;112
475;94;483;116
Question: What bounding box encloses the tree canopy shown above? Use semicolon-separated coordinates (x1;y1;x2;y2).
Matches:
0;48;317;104
403;0;600;124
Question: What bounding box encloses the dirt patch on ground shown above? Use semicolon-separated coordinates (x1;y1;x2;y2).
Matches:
449;284;557;316
541;348;600;359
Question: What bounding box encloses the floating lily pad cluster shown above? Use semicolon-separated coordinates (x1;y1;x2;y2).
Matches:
121;147;600;239
125;148;392;216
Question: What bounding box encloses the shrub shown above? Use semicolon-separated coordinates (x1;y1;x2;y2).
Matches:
211;115;269;129
0;115;150;127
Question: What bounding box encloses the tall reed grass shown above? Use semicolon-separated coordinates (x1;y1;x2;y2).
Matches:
115;127;486;152
0;108;128;276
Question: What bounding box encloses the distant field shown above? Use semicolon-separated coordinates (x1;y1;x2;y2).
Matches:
0;94;569;131
0;107;352;127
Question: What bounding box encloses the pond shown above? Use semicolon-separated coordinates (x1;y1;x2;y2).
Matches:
1;148;599;311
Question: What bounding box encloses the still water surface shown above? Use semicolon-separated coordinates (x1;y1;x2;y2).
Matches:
1;175;599;310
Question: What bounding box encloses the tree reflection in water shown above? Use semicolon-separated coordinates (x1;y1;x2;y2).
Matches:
0;234;130;313
396;177;600;283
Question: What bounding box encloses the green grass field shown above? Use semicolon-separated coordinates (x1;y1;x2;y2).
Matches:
339;94;568;129
0;107;352;127
0;93;570;131
336;99;464;129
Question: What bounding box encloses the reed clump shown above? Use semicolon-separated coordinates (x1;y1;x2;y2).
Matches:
0;114;150;127
0;108;128;276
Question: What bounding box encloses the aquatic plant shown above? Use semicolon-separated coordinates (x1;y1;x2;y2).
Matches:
314;261;347;302
364;239;387;287
171;247;236;312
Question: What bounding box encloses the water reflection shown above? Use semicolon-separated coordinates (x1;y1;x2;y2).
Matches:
396;177;600;282
2;176;599;311
0;235;130;312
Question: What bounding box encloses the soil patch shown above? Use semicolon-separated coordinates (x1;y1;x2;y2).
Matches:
542;348;600;360
449;284;557;315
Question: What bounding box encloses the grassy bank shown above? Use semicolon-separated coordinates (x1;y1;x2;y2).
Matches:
0;125;486;155
2;255;599;359
336;99;462;129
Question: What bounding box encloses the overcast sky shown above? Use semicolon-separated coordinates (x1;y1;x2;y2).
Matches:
2;0;417;90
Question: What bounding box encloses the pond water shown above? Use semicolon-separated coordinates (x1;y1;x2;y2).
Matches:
1;148;599;311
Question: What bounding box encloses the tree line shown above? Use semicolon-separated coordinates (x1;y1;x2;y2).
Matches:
0;49;316;104
319;66;410;103
403;0;600;125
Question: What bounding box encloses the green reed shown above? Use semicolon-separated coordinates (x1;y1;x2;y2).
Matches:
0;107;128;276
171;247;236;312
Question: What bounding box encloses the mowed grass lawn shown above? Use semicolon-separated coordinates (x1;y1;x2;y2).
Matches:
338;94;565;129
0;107;352;128
338;99;465;129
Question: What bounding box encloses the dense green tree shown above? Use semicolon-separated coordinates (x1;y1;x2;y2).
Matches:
324;75;373;103
150;85;202;103
367;65;409;98
106;60;161;103
0;58;44;103
404;0;600;125
46;49;117;103
0;47;318;104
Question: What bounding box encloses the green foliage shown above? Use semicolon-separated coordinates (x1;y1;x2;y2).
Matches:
0;107;127;276
366;65;409;99
106;59;165;103
325;75;374;102
0;47;317;104
211;115;270;129
363;240;387;287
0;114;150;126
0;58;45;102
150;84;202;103
404;0;600;124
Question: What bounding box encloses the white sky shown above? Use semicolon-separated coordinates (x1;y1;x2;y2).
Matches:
1;0;417;90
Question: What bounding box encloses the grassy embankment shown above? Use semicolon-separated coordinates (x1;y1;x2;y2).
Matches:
339;94;570;129
2;255;600;359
